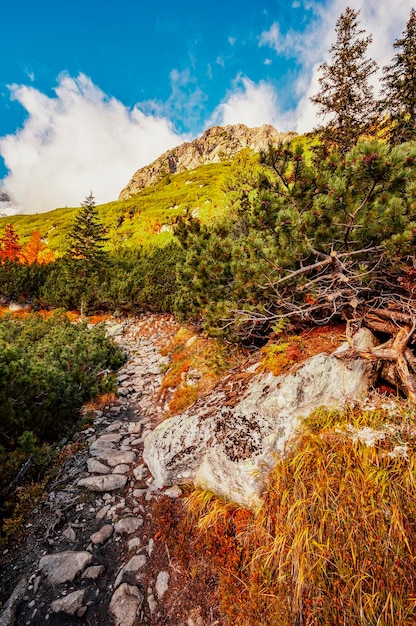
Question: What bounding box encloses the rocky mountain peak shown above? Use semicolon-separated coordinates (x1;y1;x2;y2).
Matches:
118;123;296;200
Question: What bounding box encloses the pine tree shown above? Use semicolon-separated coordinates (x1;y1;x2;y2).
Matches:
380;9;416;143
311;7;378;153
64;193;108;314
67;192;107;264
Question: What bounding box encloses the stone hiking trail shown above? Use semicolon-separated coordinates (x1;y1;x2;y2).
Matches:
0;315;218;626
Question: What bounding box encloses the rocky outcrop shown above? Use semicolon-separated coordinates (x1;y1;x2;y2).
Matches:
118;123;295;199
143;329;380;508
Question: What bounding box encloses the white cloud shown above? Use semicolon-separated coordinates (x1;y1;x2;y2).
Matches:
260;23;281;52
0;73;184;214
210;75;293;131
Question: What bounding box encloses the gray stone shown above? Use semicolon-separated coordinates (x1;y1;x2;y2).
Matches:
87;458;110;474
78;474;127;492
96;504;111;521
127;537;141;551
147;592;157;614
133;464;146;480
90;524;113;544
90;432;122;453
114;554;147;587
164;485;183;498
113;464;130;474
106;323;125;338
39;552;92;584
51;589;86;615
0;577;27;626
105;420;124;432
155;571;169;599
143;329;380;507
114;516;143;535
109;583;144;626
82;565;105;579
95;450;136;466
62;526;77;543
147;538;154;556
128;422;142;434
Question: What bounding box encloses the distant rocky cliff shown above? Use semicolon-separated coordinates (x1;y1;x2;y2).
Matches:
118;123;295;200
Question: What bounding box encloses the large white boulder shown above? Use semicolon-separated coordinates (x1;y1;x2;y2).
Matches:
143;329;379;507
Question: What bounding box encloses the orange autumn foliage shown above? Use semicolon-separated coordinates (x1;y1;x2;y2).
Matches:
20;231;56;265
0;223;21;261
0;226;55;265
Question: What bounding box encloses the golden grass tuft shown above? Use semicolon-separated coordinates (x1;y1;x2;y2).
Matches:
81;392;117;413
158;326;242;416
176;407;416;625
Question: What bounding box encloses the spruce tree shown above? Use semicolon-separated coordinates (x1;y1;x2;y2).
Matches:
64;192;108;313
380;9;416;143
311;7;378;153
68;192;107;264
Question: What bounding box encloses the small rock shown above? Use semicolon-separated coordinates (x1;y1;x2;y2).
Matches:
114;516;143;535
109;583;144;626
82;565;105;579
105;420;124;432
147;592;157;614
132;488;147;498
39;552;92;585
87;458;110;474
96;504;111;521
51;589;86;615
133;465;146;481
113;464;130;475
114;554;147;587
90;432;122;452
128;422;142;434
90;524;113;545
96;450;136;466
106;323;125;338
78;475;127;492
0;577;27;626
164;485;183;498
62;526;77;543
127;537;141;551
155;571;169;599
147;538;154;556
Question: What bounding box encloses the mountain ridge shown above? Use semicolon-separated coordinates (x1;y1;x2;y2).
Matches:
118;123;296;200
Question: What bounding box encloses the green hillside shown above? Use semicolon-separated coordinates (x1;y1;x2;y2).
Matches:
0;161;233;254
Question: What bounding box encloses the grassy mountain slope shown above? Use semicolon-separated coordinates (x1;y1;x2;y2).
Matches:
0;161;232;254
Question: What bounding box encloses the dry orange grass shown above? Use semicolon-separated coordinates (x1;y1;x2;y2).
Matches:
81;392;117;414
158;327;242;416
179;406;416;626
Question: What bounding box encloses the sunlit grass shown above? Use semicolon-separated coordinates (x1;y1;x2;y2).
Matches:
174;406;416;625
0;162;233;253
158;326;243;415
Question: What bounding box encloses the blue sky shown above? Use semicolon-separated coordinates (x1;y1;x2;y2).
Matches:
0;0;414;213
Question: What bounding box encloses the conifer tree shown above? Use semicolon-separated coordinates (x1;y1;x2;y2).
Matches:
67;192;107;265
380;9;416;142
63;192;108;313
311;7;378;153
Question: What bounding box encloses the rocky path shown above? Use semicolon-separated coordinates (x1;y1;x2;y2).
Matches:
0;315;219;626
